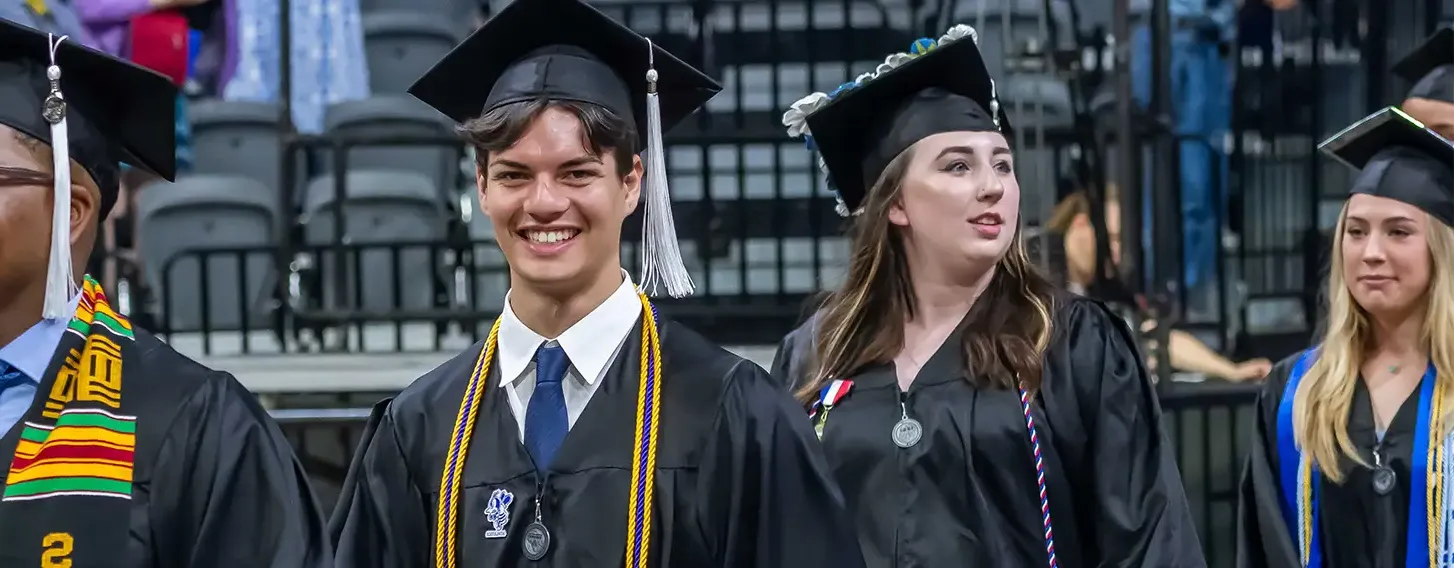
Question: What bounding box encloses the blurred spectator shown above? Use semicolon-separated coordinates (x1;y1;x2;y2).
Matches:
1;0;94;43
223;0;368;133
1049;188;1272;382
1128;0;1299;319
1129;0;1235;319
71;0;210;293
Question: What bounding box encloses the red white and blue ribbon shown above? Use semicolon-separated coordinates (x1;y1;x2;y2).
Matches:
809;379;854;420
1019;384;1058;568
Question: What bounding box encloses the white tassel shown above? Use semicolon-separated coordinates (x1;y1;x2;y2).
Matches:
639;40;694;298
42;35;75;321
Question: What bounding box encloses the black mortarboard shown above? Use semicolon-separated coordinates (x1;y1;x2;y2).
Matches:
0;19;177;320
783;25;1010;217
407;0;720;150
1393;27;1454;103
1319;106;1454;226
408;0;722;298
0;18;178;212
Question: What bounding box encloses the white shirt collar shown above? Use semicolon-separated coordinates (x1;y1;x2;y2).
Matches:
497;270;643;388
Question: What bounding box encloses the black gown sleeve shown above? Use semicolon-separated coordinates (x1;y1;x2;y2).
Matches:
329;399;432;568
1235;359;1301;568
768;313;817;392
696;360;865;568
1049;300;1206;567
151;373;331;568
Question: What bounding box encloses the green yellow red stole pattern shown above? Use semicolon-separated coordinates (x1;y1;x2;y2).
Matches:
4;276;135;501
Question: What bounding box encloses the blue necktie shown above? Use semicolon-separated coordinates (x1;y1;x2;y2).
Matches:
524;344;570;469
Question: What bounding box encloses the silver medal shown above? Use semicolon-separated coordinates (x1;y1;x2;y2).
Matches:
892;418;923;448
522;521;550;561
1370;444;1396;496
1372;466;1396;496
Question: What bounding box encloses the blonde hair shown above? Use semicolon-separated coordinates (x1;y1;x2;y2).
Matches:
1293;203;1454;482
798;148;1057;403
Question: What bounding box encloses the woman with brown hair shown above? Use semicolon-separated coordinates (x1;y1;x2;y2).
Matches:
771;24;1204;568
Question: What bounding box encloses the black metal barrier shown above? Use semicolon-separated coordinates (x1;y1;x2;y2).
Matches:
153;239;816;354
1159;381;1261;568
268;380;1262;566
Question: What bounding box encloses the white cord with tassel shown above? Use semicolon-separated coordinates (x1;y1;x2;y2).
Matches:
42;34;76;321
639;38;694;298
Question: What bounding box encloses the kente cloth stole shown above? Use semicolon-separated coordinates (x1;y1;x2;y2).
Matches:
0;276;138;567
1277;348;1454;568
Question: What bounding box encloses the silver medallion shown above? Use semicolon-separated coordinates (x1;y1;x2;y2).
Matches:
42;93;66;125
891;418;923;448
522;521;551;561
1371;466;1396;496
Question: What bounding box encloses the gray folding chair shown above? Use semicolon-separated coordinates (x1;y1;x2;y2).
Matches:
188;100;285;195
135;175;280;332
321;95;461;205
362;13;464;94
301;170;449;313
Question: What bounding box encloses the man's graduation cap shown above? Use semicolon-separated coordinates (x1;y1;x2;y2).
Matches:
781;25;1010;217
408;0;721;298
0;19;177;320
1319;106;1454;227
1393;27;1453;103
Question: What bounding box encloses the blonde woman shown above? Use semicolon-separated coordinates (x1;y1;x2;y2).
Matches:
1236;107;1454;568
772;25;1204;567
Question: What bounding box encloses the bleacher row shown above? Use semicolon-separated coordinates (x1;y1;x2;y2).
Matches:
132;0;1383;346
135;0;1087;335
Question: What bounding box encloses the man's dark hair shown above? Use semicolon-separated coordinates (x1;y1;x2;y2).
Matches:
459;99;638;177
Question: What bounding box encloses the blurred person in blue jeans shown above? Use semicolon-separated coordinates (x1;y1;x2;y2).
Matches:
1130;0;1296;317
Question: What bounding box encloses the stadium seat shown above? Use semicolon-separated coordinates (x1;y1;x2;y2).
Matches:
135;174;281;333
301;170;450;313
188;100;286;195
361;0;475;24
321;95;461;204
361;12;463;94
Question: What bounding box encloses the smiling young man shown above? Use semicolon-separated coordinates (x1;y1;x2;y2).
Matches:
0;19;329;568
326;0;861;566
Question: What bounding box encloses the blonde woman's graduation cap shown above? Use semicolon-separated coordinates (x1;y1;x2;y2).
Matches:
1320;106;1454;226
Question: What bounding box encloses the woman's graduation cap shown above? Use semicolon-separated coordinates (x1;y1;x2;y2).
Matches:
408;0;721;298
1319;106;1454;226
1393;27;1453;103
0;19;177;320
780;25;1009;217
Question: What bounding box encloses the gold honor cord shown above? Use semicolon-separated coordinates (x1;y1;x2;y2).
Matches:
433;292;665;568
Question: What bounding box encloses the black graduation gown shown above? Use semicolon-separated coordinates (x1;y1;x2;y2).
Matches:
329;317;863;568
771;296;1206;568
0;330;332;568
1236;354;1423;568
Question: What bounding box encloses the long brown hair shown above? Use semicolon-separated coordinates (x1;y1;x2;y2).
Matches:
797;148;1059;403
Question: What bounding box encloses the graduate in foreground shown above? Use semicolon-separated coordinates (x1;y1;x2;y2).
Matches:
770;24;1205;567
0;19;330;568
1235;107;1454;568
326;0;861;566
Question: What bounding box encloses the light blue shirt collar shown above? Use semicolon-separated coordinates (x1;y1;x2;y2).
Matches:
0;295;84;382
